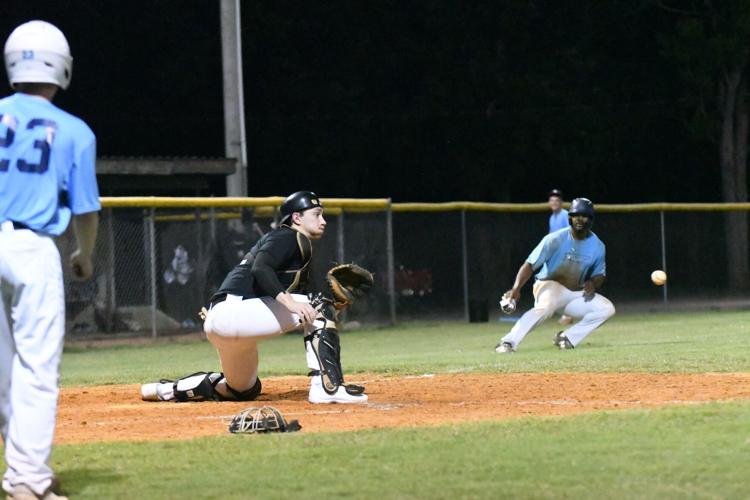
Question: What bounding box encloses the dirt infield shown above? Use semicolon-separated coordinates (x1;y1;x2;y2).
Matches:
56;372;750;444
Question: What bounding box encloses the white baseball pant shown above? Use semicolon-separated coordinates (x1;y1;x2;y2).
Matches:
203;294;313;396
0;228;65;496
501;280;615;349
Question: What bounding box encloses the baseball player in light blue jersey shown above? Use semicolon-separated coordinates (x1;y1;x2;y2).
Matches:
496;198;615;353
548;188;568;233
0;21;99;500
548;189;572;325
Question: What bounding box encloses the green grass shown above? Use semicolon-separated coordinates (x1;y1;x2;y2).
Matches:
26;401;748;499
1;311;743;498
61;310;750;386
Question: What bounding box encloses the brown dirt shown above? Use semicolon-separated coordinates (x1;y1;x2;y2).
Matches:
56;372;750;444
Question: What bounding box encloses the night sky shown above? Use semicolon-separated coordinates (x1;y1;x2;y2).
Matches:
0;1;725;202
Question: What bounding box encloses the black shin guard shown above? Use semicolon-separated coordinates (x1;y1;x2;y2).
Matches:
224;377;262;401
305;297;365;395
172;371;224;402
305;326;344;395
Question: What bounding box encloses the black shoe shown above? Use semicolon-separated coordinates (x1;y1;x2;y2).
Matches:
553;332;574;350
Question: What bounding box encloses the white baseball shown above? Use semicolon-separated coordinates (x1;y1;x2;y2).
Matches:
499;296;516;314
651;270;667;286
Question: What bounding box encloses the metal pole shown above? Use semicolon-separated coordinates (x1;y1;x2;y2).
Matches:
209;206;217;243
336;210;345;264
149;207;157;338
195;208;204;267
660;210;668;305
105;208;117;332
386;199;397;324
220;0;248;196
461;210;470;321
336;211;347;323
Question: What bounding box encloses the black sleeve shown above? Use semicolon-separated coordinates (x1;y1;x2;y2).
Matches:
250;232;299;297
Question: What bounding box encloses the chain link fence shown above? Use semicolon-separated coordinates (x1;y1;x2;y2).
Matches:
57;199;750;338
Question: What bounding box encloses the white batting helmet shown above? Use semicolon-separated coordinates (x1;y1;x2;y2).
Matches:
4;20;73;90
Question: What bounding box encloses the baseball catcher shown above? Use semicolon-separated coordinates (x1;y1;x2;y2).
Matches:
141;191;373;405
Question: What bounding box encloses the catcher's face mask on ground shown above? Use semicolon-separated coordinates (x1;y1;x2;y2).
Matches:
293;207;326;240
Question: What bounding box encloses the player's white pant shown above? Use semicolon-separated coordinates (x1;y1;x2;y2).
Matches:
0;229;65;496
203;294;309;395
501;280;615;349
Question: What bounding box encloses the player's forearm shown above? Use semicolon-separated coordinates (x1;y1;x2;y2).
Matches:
72;211;99;257
512;262;534;292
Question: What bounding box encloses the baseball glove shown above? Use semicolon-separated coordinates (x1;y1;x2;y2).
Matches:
327;263;374;308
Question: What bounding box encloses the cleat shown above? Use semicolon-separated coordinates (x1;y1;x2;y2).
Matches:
6;484;68;500
495;341;515;353
308;381;368;404
140;382;174;401
140;382;160;401
553;332;574;350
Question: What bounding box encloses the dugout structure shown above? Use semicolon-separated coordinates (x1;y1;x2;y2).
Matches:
55;198;750;338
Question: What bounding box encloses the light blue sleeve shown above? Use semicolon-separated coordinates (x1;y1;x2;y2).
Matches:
526;234;552;271
591;244;606;277
67;132;101;214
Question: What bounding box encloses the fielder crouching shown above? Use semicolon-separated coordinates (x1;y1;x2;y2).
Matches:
141;191;370;404
495;198;615;353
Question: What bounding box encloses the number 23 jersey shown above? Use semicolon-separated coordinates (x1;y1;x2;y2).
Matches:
0;92;100;236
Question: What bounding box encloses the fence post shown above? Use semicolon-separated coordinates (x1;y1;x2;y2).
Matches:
104;208;117;332
461;209;469;321
209;206;217;243
195;208;204;266
660;210;668;305
149;207;157;337
337;210;345;263
386;199;397;324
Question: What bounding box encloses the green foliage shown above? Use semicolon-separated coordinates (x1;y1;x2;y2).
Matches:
25;401;750;499
658;0;750;141
61;310;750;387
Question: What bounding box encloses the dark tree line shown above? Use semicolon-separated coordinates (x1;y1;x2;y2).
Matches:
1;0;749;286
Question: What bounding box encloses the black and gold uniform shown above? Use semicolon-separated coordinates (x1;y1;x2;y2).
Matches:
210;225;312;303
139;190;368;406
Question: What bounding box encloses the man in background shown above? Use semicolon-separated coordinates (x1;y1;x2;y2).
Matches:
547;189;572;324
548;189;568;233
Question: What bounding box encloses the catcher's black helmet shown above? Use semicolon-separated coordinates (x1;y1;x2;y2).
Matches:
280;191;322;224
568;197;595;229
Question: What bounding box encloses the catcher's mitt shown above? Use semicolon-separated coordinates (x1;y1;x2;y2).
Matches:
327;263;374;308
228;406;301;434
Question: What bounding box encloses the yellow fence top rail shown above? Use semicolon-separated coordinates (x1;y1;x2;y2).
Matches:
100;197;750;213
100;197;389;209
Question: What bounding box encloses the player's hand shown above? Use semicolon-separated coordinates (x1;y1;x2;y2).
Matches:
276;292;317;324
70;249;93;281
582;281;596;302
287;301;317;325
504;289;521;302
